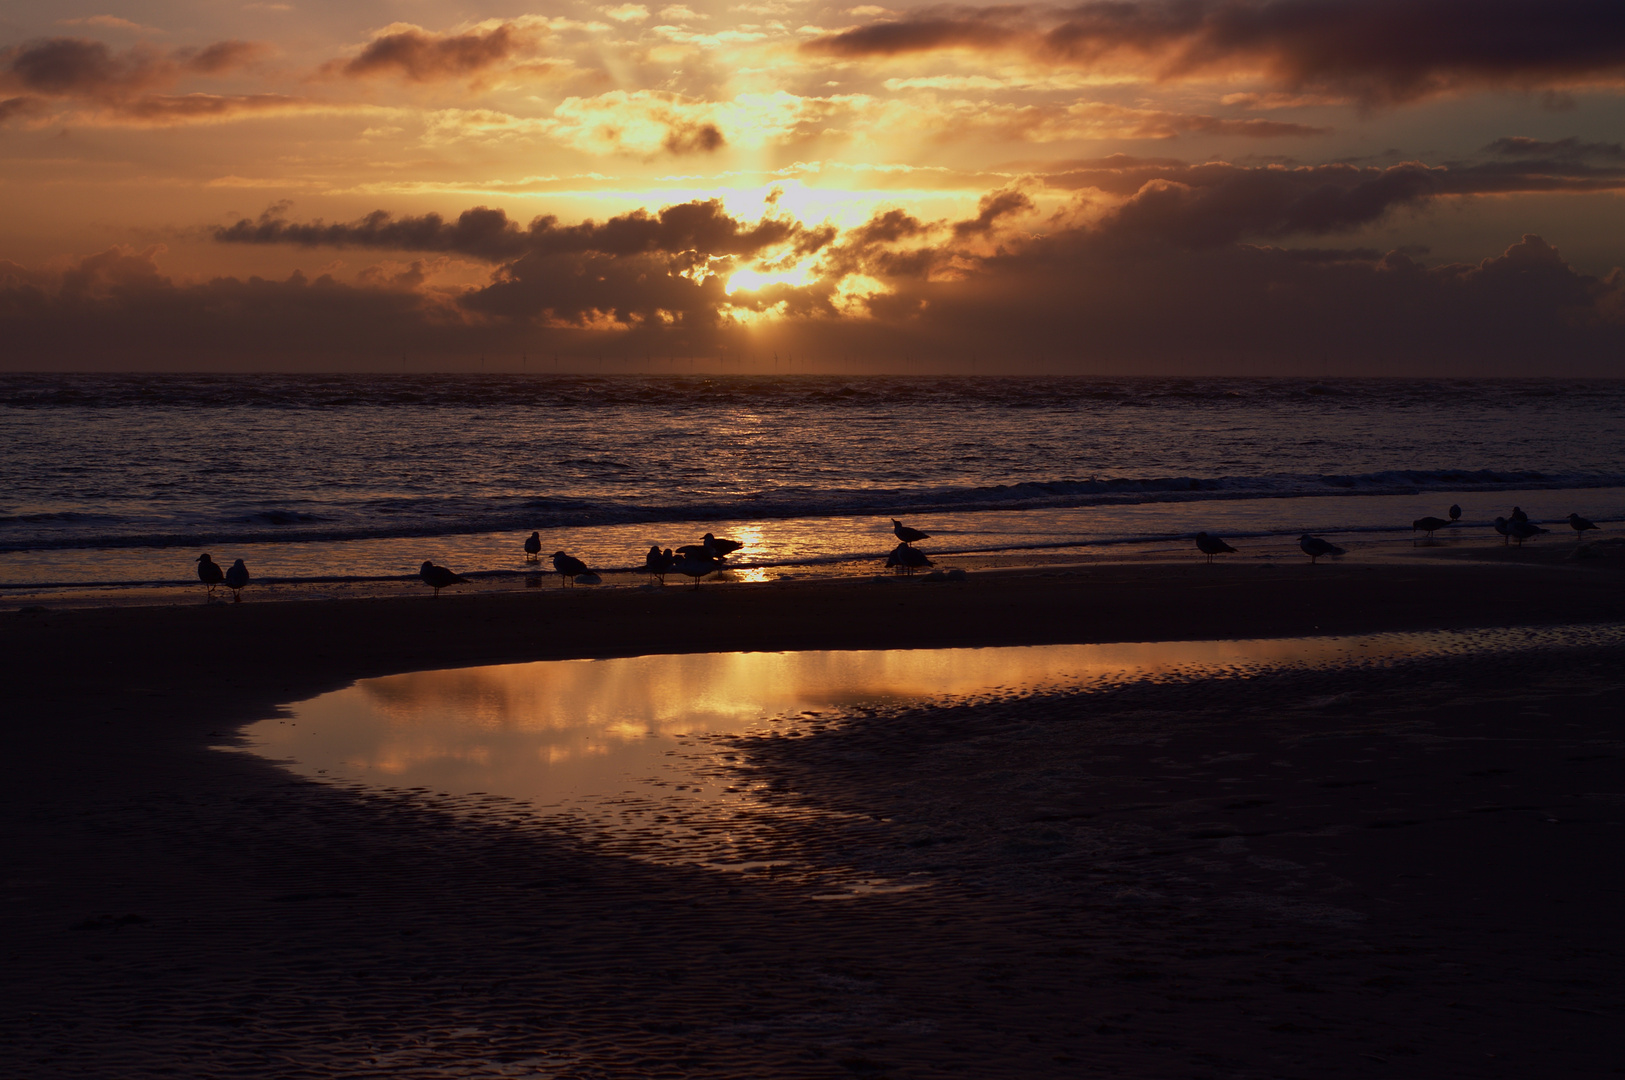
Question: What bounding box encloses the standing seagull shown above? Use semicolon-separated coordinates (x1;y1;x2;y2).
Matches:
1492;517;1512;545
1298;535;1346;564
224;558;250;603
645;545;674;584
701;532;743;558
671;552;720;588
1412;516;1452;540
1508;519;1549;547
1194;532;1236;564
196;554;225;599
523;532;542;562
419;560;468;597
1568;513;1599;539
1448;504;1462;523
886;542;933;575
892;519;930;545
551;550;589;586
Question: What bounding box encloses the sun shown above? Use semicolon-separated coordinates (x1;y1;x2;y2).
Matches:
724;263;817;295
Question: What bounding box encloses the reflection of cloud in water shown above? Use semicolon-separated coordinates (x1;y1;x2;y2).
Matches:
247;624;1625;813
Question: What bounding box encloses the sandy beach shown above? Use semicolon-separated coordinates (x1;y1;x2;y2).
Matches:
3;546;1624;1077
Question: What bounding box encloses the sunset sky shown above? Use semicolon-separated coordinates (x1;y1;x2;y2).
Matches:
4;0;1625;372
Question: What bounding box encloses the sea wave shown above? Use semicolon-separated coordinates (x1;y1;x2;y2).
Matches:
6;372;1625;412
3;467;1619;553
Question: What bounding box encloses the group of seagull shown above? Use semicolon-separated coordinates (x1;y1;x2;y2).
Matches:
525;528;748;590
1417;503;1597;546
1489;507;1598;547
425;522;933;597
207;504;1610;602
1195;503;1603;566
643;533;744;588
195;553;250;602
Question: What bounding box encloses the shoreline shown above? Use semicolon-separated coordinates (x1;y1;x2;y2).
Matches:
6;528;1622;609
4;556;1624;1076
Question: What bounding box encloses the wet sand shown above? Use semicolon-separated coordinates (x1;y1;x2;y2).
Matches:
3;550;1624;1077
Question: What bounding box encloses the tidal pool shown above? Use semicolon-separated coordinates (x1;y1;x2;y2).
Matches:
239;624;1623;819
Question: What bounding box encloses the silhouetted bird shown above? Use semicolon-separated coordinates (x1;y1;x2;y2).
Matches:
1492;517;1512;545
702;532;743;557
675;534;740;559
1510;506;1529;525
1508;519;1548;547
1298;534;1345;564
523;532;542;561
1194;532;1236;564
645;545;674;584
671;552;720;588
1568;513;1598;538
1448;504;1462;523
892;519;931;545
886;541;933;575
1412;516;1451;538
419;561;468;597
551;551;589;586
196;554;224;598
224;558;250;603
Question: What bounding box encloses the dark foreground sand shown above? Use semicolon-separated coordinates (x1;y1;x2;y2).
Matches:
2;552;1623;1078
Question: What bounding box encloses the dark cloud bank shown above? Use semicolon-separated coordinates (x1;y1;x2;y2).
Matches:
321;22;544;83
807;0;1625;104
0;36;283;124
4;164;1624;373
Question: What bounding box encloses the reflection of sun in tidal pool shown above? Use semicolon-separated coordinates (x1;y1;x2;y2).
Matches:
239;625;1625;827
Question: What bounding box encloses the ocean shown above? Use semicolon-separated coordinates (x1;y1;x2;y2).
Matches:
2;374;1621;597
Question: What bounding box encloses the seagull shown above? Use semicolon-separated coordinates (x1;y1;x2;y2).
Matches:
1508;519;1548;547
645;545;673;584
1568;513;1598;538
1412;516;1452;539
1448;504;1462;523
1510;506;1529;525
1298;534;1346;564
671;552;720;588
1492;517;1512;545
224;558;250;603
892;519;931;545
523;532;542;562
196;554;224;598
886;541;933;575
1194;532;1236;564
419;560;468;597
702;532;743;557
551;551;588;586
